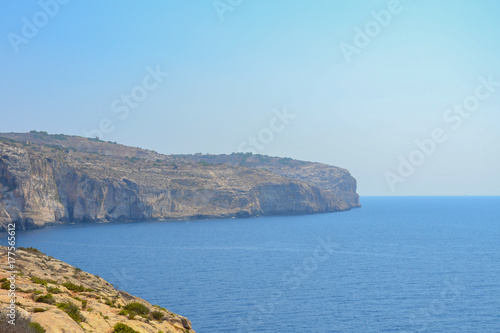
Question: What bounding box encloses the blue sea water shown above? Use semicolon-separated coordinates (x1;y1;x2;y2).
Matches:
2;196;500;332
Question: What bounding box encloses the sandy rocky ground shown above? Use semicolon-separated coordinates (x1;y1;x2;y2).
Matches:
0;246;195;333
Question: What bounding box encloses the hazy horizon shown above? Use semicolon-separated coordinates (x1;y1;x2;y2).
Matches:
1;1;499;196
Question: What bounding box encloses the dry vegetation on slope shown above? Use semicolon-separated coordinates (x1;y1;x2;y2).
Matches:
0;246;194;333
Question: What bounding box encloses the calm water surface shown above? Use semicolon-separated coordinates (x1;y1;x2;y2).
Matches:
3;197;500;332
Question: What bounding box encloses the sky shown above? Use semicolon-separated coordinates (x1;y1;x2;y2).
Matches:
1;0;499;196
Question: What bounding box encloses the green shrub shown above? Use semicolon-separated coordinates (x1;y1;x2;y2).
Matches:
33;308;47;313
35;294;55;304
278;157;293;165
113;322;139;333
52;134;68;140
1;281;10;290
123;302;149;315
30;277;48;286
0;278;7;282
30;276;57;286
28;322;46;333
46;286;62;294
0;309;42;332
151;310;163;320
0;137;16;144
153;305;167;311
118;309;137;319
18;247;44;255
62;282;85;292
57;302;86;323
62;282;91;292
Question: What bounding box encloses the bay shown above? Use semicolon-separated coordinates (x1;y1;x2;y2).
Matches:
3;196;500;332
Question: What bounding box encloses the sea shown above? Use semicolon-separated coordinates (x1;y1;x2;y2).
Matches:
2;196;499;332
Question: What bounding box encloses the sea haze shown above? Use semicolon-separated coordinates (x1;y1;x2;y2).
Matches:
4;196;500;332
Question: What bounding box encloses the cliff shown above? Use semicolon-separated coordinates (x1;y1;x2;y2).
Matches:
0;132;359;231
0;246;194;333
174;154;360;208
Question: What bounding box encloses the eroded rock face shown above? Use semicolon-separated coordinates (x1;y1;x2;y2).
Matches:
0;246;195;333
0;133;360;231
261;163;361;208
0;144;66;230
171;152;360;208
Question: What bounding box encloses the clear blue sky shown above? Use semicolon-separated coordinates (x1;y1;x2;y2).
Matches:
1;0;499;196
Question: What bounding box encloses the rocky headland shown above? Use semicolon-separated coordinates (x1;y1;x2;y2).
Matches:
0;131;360;231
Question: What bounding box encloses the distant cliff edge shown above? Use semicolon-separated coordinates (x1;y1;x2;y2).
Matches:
0;131;360;231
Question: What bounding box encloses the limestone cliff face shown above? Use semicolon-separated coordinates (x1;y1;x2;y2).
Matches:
175;153;361;208
0;144;66;229
0;246;195;333
255;182;350;214
262;163;360;208
0;133;360;231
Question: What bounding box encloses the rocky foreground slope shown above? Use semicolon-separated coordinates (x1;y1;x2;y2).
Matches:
0;132;359;231
0;246;194;333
